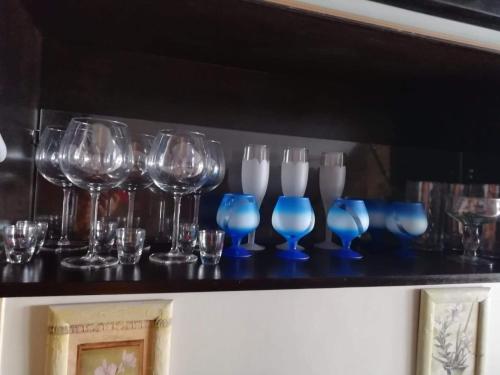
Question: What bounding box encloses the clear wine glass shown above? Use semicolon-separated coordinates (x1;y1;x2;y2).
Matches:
241;144;269;251
316;152;346;249
120;133;154;228
192;139;226;226
148;130;207;264
35;127;86;251
59;117;132;269
277;147;309;250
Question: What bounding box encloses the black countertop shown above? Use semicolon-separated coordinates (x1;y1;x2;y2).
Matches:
1;247;499;297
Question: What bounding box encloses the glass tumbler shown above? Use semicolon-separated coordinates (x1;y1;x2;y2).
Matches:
95;220;118;254
198;229;225;265
3;224;37;264
116;228;146;265
178;222;199;255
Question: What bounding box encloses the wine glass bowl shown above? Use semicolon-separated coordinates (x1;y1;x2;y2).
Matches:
217;194;260;258
148;130;208;265
272;196;314;261
60;119;132;191
445;197;500;259
386;202;428;254
58;117;132;269
327;199;369;259
148;130;207;194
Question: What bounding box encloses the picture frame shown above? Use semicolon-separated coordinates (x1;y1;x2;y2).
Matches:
45;300;172;375
416;287;489;375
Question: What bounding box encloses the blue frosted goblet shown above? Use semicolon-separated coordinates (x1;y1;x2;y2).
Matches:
217;194;260;258
385;202;428;255
327;199;369;259
216;193;235;230
272;196;315;261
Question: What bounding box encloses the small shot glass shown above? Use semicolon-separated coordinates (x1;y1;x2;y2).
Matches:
179;222;198;255
198;229;225;265
3;224;37;264
34;221;48;253
116;228;146;265
95;220;118;254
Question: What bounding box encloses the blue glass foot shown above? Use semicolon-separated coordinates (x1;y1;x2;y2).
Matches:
276;249;310;261
223;246;252;258
333;248;364;260
397;247;416;259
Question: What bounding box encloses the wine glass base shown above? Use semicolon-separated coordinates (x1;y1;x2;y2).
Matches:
315;241;341;250
242;243;266;251
332;248;363;260
61;255;119;269
223;246;252;258
276;249;309;261
448;254;494;267
277;242;304;250
42;241;88;252
149;252;198;265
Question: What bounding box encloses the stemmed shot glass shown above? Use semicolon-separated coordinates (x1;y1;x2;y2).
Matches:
242;144;269;251
192;139;225;225
316;152;346;249
120;133;154;229
277;147;309;250
35;127;86;251
148;130;208;264
58;118;132;269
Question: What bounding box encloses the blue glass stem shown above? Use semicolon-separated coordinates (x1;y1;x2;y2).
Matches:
288;238;298;251
232;235;242;249
341;237;352;250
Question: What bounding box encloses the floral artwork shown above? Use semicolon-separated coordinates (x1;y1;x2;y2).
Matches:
77;340;144;375
416;288;489;375
432;303;478;375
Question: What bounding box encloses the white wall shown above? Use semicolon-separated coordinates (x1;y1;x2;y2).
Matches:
2;283;500;375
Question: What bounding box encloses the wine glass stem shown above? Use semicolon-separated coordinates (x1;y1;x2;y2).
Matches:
170;193;182;255
158;197;166;234
463;224;480;257
59;186;71;245
288;238;298;251
193;191;201;225
248;230;256;245
88;190;100;257
324;225;331;243
127;189;136;229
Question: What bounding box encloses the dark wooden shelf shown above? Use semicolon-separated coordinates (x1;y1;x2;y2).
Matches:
1;248;499;297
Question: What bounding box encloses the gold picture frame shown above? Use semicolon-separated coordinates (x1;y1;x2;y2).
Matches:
45;300;172;375
416;287;489;375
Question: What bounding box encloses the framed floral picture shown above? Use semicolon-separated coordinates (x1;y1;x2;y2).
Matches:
45;300;172;375
416;287;489;375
